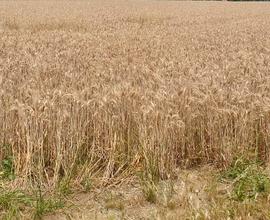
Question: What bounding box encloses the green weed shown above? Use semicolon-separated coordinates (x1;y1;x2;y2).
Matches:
221;157;270;201
0;190;32;220
0;157;15;180
0;188;64;220
57;177;72;196
0;144;15;180
34;193;64;220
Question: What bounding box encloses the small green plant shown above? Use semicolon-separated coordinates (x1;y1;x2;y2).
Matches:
33;182;64;220
57;177;72;196
81;177;92;192
34;194;64;219
0;144;15;180
221;157;270;201
0;156;15;180
139;150;162;204
0;190;32;220
0;187;64;220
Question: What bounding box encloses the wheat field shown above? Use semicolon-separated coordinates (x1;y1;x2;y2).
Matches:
0;0;270;191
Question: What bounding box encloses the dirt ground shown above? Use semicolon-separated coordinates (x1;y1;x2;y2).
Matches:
44;167;217;220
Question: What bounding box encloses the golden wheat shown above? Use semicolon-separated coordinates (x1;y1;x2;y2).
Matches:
0;0;270;189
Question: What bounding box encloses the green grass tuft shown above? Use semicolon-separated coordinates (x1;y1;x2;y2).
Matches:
0;190;32;220
221;157;270;201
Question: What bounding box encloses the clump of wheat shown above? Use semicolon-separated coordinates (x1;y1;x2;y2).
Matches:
0;0;270;189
